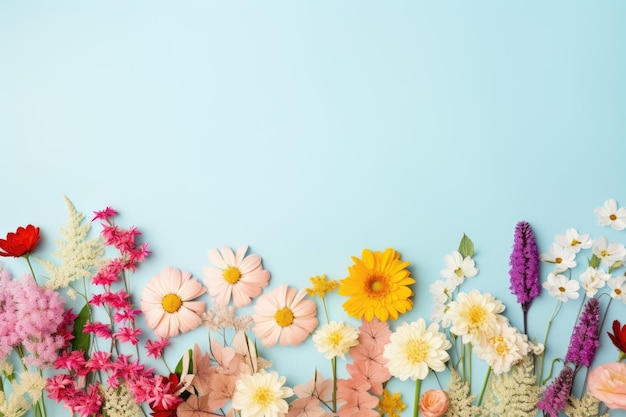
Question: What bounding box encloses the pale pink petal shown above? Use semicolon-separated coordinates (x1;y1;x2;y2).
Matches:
238;254;263;274
234;245;249;265
221;246;236;266
208;248;228;269
178;278;207;300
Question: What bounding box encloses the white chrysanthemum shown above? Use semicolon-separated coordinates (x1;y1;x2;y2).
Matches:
232;370;293;417
14;372;45;403
540;243;577;273
542;272;580;302
440;251;478;284
102;384;143;417
429;279;457;303
446;290;507;345
595;198;626;231
608;276;626;302
592;237;626;269
579;267;610;297
473;324;529;375
554;228;593;253
312;321;359;359
383;318;451;381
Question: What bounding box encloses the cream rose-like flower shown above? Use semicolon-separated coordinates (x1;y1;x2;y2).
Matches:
419;389;449;417
383;318;451;381
231;370;293;417
473;324;529;375
588;362;626;409
312;321;359;360
446;289;507;345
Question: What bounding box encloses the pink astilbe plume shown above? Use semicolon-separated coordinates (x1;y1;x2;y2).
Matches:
0;269;21;359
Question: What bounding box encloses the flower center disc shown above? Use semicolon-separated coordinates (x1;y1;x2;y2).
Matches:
162;293;183;313
253;387;274;407
610;214;617;220
274;307;295;327
223;266;242;284
467;305;487;329
367;275;387;296
405;338;427;364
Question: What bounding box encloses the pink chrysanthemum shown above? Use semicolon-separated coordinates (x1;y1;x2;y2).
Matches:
203;245;270;307
141;266;207;338
252;284;318;347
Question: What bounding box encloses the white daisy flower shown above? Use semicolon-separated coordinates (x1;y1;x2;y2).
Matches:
540;243;577;273
430;300;452;328
592;237;626;268
232;370;293;417
429;279;457;303
554;228;592;253
595;198;626;231
473;324;529;375
440;251;478;284
383;318;451;381
446;290;507;345
312;321;359;360
607;276;626;302
542;272;580;302
579;267;610;297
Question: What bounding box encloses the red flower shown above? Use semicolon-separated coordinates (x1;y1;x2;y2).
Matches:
0;224;41;257
608;320;626;356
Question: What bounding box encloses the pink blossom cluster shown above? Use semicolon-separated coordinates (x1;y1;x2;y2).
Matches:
0;267;74;367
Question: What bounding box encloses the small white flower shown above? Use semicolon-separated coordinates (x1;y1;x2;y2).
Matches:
473;324;529;375
429;279;457;303
540;243;577;273
430;300;452;328
383;318;451;381
554;228;592;253
440;251;478;284
592;237;626;268
312;321;359;360
595;198;626;231
542;272;580;302
232;370;293;417
579;267;610;297
608;276;626;302
530;342;545;355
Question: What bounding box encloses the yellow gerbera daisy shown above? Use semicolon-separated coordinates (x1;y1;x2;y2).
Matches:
338;248;415;321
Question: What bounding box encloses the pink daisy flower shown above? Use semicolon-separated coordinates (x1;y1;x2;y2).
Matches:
203;245;270;307
140;266;207;338
252;284;318;347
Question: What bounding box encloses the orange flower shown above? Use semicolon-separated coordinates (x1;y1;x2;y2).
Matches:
588;362;626;409
419;390;449;417
0;224;41;257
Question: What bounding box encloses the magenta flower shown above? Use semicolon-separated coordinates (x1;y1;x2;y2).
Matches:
145;338;171;359
565;297;600;368
537;366;574;416
508;221;541;333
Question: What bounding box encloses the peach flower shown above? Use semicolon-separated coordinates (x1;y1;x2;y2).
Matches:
419;389;449;417
588;362;626;409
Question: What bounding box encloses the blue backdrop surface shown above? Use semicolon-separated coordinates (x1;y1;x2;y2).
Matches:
1;1;626;416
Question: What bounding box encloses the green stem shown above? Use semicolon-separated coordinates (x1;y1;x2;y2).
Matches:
477;367;492;406
25;255;37;284
413;378;422;417
331;357;337;412
537;300;562;385
468;344;472;393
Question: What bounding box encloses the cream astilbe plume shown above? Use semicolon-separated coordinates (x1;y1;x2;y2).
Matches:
481;355;540;417
443;369;482;417
37;196;104;290
565;393;609;417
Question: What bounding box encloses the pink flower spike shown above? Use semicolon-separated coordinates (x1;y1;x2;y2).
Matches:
91;206;118;222
145;338;171;359
114;326;142;345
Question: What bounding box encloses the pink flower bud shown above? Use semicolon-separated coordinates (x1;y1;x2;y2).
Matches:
419;389;449;417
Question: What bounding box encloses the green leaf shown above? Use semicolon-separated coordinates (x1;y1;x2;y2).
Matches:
458;234;474;258
588;254;601;269
175;349;193;376
71;303;91;353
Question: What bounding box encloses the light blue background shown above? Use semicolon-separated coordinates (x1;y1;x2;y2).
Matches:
2;1;626;416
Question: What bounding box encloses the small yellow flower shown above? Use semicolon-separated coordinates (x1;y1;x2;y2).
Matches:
306;274;340;298
378;389;406;417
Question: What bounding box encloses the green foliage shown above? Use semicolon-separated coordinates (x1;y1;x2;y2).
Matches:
444;369;483;417
71;303;91;353
565;393;609;417
458;234;475;258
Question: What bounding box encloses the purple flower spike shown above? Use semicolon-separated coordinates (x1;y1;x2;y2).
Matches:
537;366;574;417
508;221;541;334
565;297;601;368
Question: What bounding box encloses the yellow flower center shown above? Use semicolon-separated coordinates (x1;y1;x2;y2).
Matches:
467;305;487;328
161;293;183;313
616;289;622;295
404;338;428;364
274;307;295;327
328;330;342;347
601;250;609;258
570;239;581;246
454;267;464;277
492;336;509;356
252;387;275;407
223;266;242;284
366;274;388;296
610;214;617;221
555;257;562;264
558;286;566;292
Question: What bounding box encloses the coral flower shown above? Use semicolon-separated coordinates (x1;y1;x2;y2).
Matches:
203;245;270;307
339;248;415;322
0;224;41;257
141;266;207;338
252;284;318;347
